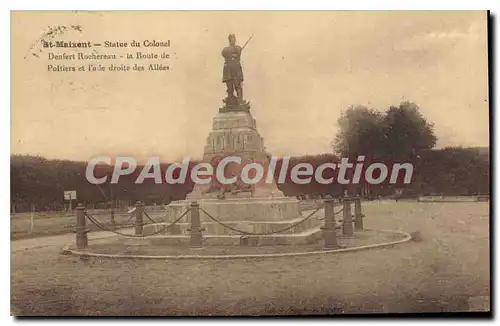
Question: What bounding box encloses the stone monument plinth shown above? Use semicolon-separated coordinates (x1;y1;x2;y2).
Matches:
161;99;310;235
159;34;320;243
187;100;284;199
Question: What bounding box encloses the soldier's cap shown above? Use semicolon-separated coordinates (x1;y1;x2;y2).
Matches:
228;34;236;40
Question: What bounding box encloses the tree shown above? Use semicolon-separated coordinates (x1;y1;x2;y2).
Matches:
333;105;385;159
333;101;437;160
332;101;438;198
380;101;437;159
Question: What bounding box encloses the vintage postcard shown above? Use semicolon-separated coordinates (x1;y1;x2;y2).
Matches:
11;11;490;316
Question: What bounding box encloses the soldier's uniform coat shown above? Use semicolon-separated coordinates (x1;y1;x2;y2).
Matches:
222;45;244;83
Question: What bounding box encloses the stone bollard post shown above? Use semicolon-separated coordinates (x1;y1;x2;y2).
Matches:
321;195;338;249
75;203;89;250
342;193;354;237
354;194;364;231
188;201;204;248
134;201;144;236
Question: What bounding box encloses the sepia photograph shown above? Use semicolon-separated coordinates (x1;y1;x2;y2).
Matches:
10;10;491;316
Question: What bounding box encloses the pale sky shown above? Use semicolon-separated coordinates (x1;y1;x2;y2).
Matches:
11;11;489;163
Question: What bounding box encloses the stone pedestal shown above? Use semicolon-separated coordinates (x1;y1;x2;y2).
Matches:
159;100;313;239
165;198;301;223
187;100;284;200
158;101;322;242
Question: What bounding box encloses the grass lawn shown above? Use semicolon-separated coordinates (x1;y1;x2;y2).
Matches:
11;202;489;315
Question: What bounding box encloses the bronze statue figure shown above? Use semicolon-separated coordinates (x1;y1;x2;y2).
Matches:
222;34;244;102
222;34;253;105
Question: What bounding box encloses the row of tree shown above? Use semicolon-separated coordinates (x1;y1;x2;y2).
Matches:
275;147;489;198
10;101;489;212
11;147;489;212
331;101;489;197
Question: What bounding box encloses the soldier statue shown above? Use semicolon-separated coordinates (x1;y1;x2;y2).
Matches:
222;34;249;104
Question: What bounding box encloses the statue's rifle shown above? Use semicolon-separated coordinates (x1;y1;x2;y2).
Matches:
241;34;255;52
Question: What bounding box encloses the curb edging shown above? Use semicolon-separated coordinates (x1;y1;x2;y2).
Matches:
61;228;412;260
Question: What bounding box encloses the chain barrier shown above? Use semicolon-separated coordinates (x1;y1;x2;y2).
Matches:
84;208;190;237
105;210;137;228
85;211;143;237
316;203;343;220
334;207;344;215
143;209;191;236
142;209;163;224
126;211;135;224
200;206;321;236
91;215;135;229
83;206;136;229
